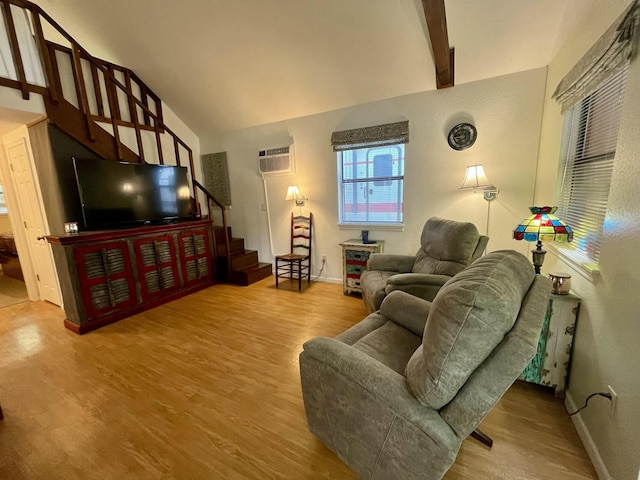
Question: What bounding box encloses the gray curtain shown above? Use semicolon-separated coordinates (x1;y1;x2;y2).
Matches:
331;121;409;151
552;0;640;113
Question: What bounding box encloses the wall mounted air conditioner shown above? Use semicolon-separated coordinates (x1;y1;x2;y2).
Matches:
257;145;295;175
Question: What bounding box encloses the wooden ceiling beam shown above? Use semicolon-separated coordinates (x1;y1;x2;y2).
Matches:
421;0;455;89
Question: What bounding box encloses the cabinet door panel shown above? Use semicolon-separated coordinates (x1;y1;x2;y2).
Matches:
88;283;111;311
75;242;136;319
134;235;180;300
179;229;212;286
197;257;209;278
82;251;107;279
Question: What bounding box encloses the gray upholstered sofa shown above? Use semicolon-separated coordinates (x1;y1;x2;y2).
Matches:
360;217;489;313
300;250;550;479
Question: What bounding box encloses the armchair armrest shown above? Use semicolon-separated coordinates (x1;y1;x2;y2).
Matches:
385;273;452;302
367;253;415;272
301;337;456;444
380;291;431;337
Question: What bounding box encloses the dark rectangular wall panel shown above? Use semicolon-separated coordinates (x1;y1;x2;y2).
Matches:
202;151;232;207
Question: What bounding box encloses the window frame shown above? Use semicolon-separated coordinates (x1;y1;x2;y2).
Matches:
337;143;405;227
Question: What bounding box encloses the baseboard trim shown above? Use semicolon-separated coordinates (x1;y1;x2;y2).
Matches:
565;391;612;480
314;276;343;285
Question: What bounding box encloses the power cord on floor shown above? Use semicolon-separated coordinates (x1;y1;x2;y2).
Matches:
566;392;612;416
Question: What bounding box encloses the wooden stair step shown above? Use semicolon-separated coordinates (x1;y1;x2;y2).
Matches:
216;250;259;279
214;226;233;243
229;250;259;270
230;262;273;286
216;237;245;256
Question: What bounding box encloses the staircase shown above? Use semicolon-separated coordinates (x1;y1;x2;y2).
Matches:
214;226;272;286
0;0;271;286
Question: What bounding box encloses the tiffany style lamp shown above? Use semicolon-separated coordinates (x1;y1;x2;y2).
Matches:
513;206;573;274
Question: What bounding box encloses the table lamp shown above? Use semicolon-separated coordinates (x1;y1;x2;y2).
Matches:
513;206;573;274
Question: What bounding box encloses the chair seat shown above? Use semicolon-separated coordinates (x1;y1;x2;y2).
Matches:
276;253;309;261
352;320;422;374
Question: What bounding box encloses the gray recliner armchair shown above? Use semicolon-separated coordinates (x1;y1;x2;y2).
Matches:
360;217;489;313
300;250;550;480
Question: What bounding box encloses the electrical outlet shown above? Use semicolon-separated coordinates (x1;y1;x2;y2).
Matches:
321;254;327;262
607;385;617;418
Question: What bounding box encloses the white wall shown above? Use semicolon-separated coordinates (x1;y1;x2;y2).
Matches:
535;1;640;478
200;68;547;282
0;87;46;117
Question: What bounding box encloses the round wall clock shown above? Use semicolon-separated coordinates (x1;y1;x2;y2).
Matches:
447;123;477;150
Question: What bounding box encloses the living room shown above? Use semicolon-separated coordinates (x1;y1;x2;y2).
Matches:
0;0;638;479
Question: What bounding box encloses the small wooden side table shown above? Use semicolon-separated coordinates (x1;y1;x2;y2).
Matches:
521;291;580;397
339;239;385;295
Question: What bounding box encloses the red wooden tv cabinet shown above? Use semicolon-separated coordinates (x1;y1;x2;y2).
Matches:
47;220;215;334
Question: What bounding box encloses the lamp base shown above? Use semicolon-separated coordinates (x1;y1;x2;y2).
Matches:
531;240;546;275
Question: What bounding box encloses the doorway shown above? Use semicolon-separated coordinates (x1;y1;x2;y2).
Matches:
0;108;62;307
0;182;28;308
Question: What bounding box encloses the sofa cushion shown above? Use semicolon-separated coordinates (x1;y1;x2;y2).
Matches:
405;250;535;409
360;270;396;312
412;217;480;276
353;321;422;374
335;313;387;346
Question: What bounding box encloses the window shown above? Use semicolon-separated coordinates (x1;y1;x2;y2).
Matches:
332;120;409;225
0;183;7;215
338;144;404;224
555;63;629;265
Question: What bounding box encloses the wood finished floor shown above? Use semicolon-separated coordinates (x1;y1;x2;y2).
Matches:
0;270;29;309
0;277;596;479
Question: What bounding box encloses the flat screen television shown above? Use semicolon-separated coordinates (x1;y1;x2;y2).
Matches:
73;157;192;230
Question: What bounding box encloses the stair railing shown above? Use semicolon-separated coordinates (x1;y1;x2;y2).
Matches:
0;0;203;215
193;180;232;279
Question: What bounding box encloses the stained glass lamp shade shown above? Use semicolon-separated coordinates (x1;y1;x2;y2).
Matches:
513;206;573;274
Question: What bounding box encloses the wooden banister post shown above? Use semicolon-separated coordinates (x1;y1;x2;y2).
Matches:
70;45;95;141
30;6;58;103
154;118;164;165
90;63;105;117
124;71;144;162
2;0;30;99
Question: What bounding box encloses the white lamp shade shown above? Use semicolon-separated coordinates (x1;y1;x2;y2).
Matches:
285;185;301;200
460;165;492;189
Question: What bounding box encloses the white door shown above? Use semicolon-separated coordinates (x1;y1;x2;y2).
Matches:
6;137;61;305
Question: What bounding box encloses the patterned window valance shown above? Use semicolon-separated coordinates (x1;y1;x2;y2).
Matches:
331;120;409;152
552;0;640;113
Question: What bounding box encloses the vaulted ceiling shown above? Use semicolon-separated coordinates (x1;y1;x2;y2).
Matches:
31;0;574;136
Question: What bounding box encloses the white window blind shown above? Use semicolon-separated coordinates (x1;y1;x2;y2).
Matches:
555;62;629;264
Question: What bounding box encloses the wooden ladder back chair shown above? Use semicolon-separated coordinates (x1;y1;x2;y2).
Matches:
275;212;313;291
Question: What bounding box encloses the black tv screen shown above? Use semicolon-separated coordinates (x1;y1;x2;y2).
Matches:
73;157;192;230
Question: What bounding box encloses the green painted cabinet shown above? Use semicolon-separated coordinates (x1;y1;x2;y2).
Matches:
521;292;580;396
340;239;384;295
